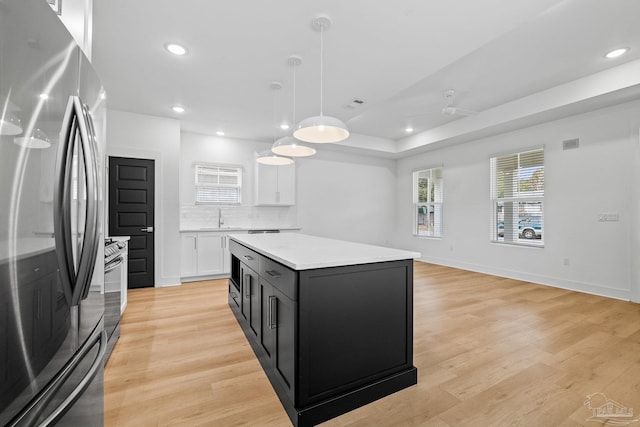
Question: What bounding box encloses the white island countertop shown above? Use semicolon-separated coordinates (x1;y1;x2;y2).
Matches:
228;233;421;270
0;237;56;262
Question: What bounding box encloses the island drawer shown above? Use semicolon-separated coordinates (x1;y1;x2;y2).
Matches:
229;240;260;272
259;256;296;300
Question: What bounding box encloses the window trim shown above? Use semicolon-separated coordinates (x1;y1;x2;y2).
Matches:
412;165;443;238
489;147;544;247
193;162;243;205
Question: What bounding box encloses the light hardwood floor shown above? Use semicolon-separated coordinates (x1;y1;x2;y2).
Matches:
104;262;640;426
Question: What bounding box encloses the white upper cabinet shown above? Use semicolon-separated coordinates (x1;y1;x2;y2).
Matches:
255;163;295;206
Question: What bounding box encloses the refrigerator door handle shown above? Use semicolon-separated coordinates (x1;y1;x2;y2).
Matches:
54;96;100;307
54;96;79;307
77;101;100;301
6;326;107;427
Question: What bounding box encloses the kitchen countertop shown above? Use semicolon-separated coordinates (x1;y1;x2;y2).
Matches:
179;226;301;232
228;233;420;270
106;236;130;242
0;237;55;262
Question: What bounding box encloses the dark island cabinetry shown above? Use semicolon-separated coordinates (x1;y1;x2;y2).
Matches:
228;235;418;427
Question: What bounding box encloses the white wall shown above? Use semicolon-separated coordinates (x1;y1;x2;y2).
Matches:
180;131;397;246
106;110;181;287
111;102;640;300
395;100;640;302
631;125;640;302
179;132;298;229
297;150;396;246
180;132;271;207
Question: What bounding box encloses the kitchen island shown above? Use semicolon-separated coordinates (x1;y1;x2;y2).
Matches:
227;233;420;427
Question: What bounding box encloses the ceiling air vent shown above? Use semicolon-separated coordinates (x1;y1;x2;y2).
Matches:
344;98;364;109
562;138;579;150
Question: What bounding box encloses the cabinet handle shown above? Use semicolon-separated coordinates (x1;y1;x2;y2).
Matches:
243;255;254;261
244;274;250;297
36;291;42;319
268;296;277;329
265;270;281;279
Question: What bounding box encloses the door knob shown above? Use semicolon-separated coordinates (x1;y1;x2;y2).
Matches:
141;227;154;232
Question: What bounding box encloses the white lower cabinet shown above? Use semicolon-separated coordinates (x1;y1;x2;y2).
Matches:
196;233;225;276
181;233;198;277
181;232;231;280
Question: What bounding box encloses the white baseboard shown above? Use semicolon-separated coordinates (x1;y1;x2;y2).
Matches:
415;257;631;301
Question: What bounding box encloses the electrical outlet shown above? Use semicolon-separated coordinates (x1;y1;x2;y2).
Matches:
598;213;619;222
563;258;570;266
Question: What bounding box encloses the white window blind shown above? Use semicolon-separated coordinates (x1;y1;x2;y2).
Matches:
195;164;242;204
413;167;443;237
490;148;544;245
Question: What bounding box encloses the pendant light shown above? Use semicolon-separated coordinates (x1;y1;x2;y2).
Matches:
0;112;23;135
272;55;316;157
294;15;349;144
256;82;294;165
255;150;295;165
14;128;51;149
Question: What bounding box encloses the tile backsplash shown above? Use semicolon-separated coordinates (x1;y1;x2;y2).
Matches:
180;205;297;230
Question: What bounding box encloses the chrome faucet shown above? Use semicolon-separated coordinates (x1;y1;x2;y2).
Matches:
218;208;224;228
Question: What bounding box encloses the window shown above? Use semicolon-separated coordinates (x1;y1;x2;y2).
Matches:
413;167;443;237
194;164;242;204
490;147;544;245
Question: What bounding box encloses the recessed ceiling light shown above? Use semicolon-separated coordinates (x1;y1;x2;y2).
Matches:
39;93;49;100
280;123;290;130
165;43;188;56
405;127;414;133
171;105;185;113
604;47;629;59
216;131;225;136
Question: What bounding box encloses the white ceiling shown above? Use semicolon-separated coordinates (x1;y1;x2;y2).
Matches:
92;0;640;158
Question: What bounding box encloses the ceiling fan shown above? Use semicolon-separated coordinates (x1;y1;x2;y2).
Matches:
441;89;479;116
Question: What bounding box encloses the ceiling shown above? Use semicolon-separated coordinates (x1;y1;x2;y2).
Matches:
92;0;640;158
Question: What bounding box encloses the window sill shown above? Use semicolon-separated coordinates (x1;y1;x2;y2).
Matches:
195;202;242;206
413;234;443;240
490;240;544;248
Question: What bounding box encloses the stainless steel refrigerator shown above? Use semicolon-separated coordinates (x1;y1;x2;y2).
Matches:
0;0;107;425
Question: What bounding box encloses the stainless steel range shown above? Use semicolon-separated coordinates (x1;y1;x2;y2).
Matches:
104;239;128;363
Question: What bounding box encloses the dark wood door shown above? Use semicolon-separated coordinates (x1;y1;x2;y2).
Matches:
109;157;155;288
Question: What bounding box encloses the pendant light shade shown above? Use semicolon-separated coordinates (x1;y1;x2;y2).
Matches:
256;150;294;165
294;115;349;143
294;15;349;144
272;136;316;157
14;128;50;149
0;112;23;135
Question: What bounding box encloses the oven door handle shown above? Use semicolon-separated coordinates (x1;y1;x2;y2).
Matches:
104;256;123;273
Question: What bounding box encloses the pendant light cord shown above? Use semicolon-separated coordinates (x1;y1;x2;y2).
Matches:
292;60;297;125
273;89;277;142
319;22;324;116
